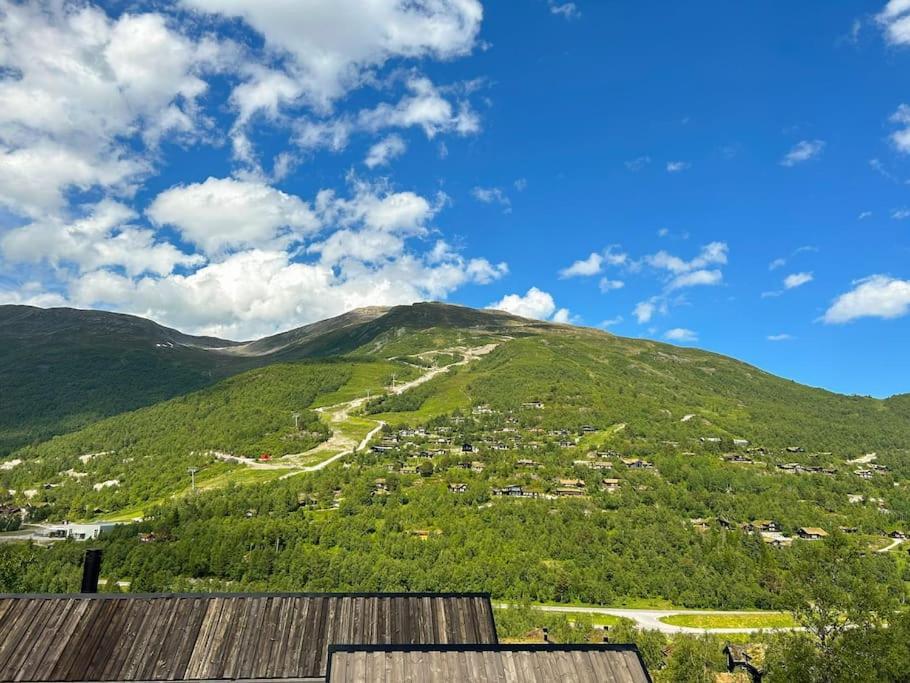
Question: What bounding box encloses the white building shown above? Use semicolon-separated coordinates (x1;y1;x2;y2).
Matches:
46;522;118;541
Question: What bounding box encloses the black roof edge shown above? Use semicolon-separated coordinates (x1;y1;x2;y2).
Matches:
325;643;653;683
0;591;493;600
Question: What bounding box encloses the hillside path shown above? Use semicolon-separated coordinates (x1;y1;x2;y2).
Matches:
276;342;499;478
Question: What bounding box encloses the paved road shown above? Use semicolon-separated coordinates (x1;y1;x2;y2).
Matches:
495;603;801;634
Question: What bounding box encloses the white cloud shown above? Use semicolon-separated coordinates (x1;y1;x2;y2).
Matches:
513;178;528;191
148;177;320;256
551;308;572;323
646;242;728;275
858;211;872;220
664;328;697;343
889;105;910;153
634;297;667;324
599;278;625;292
625;156;651;171
549;2;580;20
0;2;227;217
892;208;910;220
780;140;825;167
471;186;511;212
767;333;793;342
769;258;787;271
1;199;202;277
183;0;483;113
823;275;910;324
877;0;910;45
667;269;722;290
560;253;603;278
487;287;567;321
364;134;407;168
666;161;690;173
598;316;623;328
784;272;813;289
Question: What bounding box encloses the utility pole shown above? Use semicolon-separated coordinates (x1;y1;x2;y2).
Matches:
188;467;198;493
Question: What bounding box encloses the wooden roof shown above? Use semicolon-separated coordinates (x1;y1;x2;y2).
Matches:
0;592;496;682
326;644;652;683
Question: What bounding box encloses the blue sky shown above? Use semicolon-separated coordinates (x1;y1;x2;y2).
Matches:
0;1;909;397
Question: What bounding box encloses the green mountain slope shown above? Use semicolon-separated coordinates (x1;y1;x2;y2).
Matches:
2;301;908;521
0;305;253;455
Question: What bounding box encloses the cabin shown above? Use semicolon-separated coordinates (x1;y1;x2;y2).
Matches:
558;478;586;489
620;458;653;469
760;532;793;548
717;517;735;530
517;459;541;468
600;478;621;493
493;485;525;497
889;530;907;540
462;443;475;453
555;487;586;497
854;469;873;479
326;644;651;682
725;454;754;464
786;446;805;453
580;425;598;433
0;592;506;683
797;527;829;541
448;483;468;493
470;461;486;473
747;520;779;534
371;445;394;454
732;439;749;447
558;440;577;448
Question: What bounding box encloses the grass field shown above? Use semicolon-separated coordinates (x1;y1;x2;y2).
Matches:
659;612;797;629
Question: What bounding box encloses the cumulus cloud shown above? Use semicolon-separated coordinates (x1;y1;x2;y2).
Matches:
780;140;825;167
182;0;482;112
823;275;910;324
148;177;320;256
1;199;202;277
0;2;229;217
784;272;813;289
364;134;407;168
559;253;603;278
487;287;568;322
666;161;690;173
634;297;667;324
664;328;698;343
877;0;910;45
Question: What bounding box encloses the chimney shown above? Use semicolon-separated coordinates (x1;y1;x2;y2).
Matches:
81;548;102;593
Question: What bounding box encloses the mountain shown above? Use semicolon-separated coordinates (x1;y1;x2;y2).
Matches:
2;301;909;618
0;302;543;454
0;305;245;454
3;301;909;459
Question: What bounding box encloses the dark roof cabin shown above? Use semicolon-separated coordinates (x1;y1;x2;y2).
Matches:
0;592;497;682
326;644;652;682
